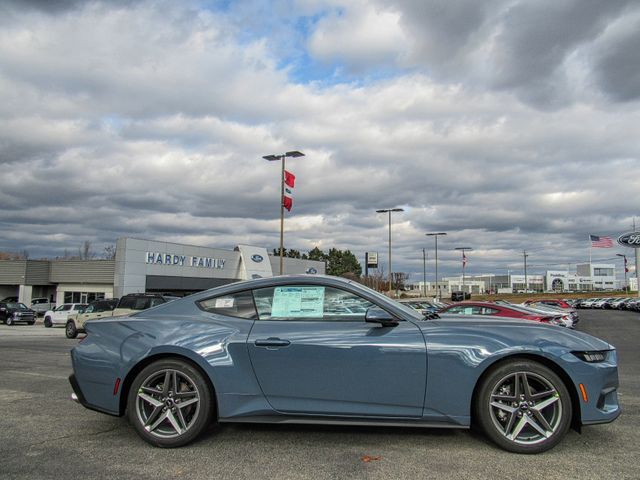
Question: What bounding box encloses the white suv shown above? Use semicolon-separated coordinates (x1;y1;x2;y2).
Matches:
43;303;87;328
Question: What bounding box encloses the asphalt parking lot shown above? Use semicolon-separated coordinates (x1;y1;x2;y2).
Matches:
1;310;639;480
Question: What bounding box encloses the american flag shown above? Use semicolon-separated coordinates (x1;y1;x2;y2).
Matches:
590;235;613;248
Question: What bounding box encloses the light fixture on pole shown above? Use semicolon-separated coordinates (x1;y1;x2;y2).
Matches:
263;150;305;275
454;247;473;294
426;232;447;300
376;208;404;295
616;253;628;291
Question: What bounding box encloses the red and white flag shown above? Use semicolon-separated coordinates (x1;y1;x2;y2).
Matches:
590;235;613;248
283;170;295;211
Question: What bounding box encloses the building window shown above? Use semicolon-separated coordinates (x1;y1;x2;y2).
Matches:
64;292;105;303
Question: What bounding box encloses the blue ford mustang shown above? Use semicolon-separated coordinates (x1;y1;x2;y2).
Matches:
69;275;620;453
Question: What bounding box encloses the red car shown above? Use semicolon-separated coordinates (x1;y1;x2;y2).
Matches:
439;301;560;324
523;299;572;309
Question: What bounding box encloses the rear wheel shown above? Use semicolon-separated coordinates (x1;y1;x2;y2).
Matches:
65;320;78;339
44;317;52;328
476;360;572;454
127;359;214;448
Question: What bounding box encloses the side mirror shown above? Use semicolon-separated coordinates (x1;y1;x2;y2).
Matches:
365;307;399;327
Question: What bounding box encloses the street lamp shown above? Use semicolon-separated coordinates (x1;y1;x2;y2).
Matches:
454;247;473;294
426;232;447;300
263;150;305;275
376;208;404;295
617;253;627;291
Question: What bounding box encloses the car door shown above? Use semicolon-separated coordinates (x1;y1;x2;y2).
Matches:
247;284;427;418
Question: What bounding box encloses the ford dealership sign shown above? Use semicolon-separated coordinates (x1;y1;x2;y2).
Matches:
618;232;640;248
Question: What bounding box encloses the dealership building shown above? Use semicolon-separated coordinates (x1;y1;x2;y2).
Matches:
408;262;622;295
0;237;325;306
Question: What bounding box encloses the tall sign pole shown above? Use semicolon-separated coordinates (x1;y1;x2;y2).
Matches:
617;224;640;298
422;248;427;297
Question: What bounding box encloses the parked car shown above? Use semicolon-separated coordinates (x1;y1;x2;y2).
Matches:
65;294;175;338
578;298;598;309
398;299;439;314
65;298;119;338
0;302;36;325
524;299;573;310
439;302;564;326
43;303;87;328
524;301;579;326
30;297;56;316
69;275;620;453
592;298;614;309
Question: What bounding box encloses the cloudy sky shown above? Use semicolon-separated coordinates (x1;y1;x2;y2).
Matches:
1;0;639;281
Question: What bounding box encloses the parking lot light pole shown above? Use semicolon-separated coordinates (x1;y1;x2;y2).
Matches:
376;208;404;295
616;253;628;291
455;247;473;294
263;150;305;275
426;232;447;300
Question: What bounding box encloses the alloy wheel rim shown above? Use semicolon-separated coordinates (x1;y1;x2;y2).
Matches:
489;371;562;445
135;369;201;439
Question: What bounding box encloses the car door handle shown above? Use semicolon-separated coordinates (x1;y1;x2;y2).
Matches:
254;338;291;348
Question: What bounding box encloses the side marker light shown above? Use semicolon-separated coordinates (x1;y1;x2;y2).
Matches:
579;383;588;403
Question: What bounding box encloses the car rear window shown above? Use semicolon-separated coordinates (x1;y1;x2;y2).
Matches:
198;290;257;319
118;296;166;310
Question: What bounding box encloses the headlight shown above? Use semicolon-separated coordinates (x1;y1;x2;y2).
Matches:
572;351;609;363
13;312;19;318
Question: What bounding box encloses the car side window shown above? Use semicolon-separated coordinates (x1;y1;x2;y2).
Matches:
198;290;257;319
252;285;374;322
447;306;462;314
481;307;499;315
61;305;72;311
84;305;96;314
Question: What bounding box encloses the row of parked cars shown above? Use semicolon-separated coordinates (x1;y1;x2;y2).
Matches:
0;293;178;337
574;297;640;310
400;297;580;328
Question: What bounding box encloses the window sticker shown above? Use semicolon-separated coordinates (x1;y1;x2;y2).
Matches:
215;297;235;308
271;286;325;318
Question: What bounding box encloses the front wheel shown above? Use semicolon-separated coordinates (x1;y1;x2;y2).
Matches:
44;317;52;327
6;317;14;326
65;320;78;339
127;359;214;448
475;360;572;454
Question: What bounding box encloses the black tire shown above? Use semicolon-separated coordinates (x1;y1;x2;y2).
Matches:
65;320;78;339
475;360;572;454
44;317;52;328
127;359;214;448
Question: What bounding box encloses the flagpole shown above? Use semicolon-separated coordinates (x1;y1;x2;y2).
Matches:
262;150;305;276
279;155;285;275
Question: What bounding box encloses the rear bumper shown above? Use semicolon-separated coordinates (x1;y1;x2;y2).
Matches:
68;374;119;417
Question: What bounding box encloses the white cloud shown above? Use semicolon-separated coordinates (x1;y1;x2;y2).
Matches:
0;0;638;282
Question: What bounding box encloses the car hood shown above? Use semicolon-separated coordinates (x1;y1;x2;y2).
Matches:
423;314;613;351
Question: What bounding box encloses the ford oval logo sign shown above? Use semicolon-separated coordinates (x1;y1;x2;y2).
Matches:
618;232;640;248
251;254;264;263
306;267;318;274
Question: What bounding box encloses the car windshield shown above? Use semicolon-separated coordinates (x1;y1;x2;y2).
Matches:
7;303;28;310
345;281;424;320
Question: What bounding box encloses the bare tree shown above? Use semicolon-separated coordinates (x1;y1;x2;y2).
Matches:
103;245;116;260
78;240;95;260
